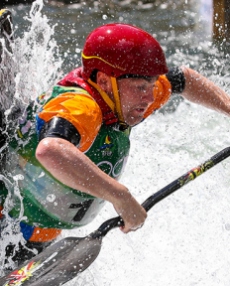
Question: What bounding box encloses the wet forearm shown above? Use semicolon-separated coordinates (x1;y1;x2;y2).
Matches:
181;66;230;116
35;137;129;204
36;137;147;233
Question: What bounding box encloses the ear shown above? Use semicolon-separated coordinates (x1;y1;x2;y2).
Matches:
96;71;112;93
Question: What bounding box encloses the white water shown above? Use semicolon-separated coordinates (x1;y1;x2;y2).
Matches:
0;0;63;274
3;0;230;285
64;104;230;286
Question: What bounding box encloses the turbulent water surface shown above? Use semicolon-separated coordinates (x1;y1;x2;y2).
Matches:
2;0;230;285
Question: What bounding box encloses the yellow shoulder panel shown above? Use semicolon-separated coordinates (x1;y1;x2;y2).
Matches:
144;75;172;118
39;92;103;152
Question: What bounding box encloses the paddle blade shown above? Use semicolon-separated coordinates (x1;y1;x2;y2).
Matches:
0;236;102;286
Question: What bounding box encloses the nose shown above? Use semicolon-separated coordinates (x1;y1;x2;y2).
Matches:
141;89;154;104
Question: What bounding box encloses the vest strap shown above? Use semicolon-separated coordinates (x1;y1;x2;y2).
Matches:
58;68;119;125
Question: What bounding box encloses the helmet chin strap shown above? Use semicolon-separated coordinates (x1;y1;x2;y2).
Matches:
87;78;115;112
88;77;127;128
110;76;125;124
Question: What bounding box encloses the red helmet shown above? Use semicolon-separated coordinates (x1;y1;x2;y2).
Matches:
82;23;168;80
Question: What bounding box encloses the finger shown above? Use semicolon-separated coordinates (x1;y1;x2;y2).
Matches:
119;225;129;234
130;223;144;231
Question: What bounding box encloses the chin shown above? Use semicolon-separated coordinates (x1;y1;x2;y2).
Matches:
126;117;143;127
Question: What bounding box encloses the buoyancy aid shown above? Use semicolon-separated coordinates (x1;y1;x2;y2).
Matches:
5;70;131;232
144;75;172;118
2;67;171;241
58;67;119;125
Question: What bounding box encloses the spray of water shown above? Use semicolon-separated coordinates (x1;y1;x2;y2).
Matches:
12;0;63;106
0;0;63;274
0;175;25;275
1;0;230;284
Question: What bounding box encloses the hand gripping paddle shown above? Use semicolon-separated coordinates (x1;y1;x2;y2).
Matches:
1;147;230;286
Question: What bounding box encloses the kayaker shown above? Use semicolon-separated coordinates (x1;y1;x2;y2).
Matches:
1;11;230;267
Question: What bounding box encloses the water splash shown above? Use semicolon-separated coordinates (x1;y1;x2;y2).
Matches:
0;175;26;276
0;13;15;113
12;0;63;107
0;0;63;274
1;0;230;284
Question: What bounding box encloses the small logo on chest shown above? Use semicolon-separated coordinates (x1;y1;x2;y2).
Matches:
99;135;114;156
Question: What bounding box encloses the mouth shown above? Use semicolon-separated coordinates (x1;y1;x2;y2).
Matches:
135;108;145;114
125;105;149;125
134;105;149;114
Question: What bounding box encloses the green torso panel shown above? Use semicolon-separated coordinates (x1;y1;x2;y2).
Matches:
6;96;131;229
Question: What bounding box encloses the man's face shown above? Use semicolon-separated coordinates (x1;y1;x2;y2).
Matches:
117;77;157;126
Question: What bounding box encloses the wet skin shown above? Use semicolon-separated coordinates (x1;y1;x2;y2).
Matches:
117;77;157;126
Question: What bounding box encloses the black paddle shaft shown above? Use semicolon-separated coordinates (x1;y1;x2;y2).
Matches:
1;147;230;286
92;147;230;239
